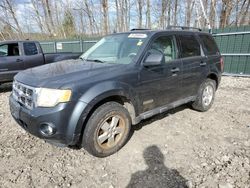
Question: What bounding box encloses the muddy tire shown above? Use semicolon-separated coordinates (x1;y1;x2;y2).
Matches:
192;79;216;112
82;102;131;157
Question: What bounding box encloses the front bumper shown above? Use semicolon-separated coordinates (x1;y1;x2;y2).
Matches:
9;95;87;146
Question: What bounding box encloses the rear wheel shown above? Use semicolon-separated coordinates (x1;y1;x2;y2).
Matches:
192;78;216;112
82;102;131;157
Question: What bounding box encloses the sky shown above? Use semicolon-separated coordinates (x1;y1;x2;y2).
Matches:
11;0;195;33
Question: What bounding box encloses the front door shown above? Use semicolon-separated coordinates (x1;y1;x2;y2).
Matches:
0;43;24;82
138;34;183;112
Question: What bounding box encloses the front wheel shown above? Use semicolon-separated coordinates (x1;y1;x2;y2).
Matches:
82;102;131;157
192;78;216;112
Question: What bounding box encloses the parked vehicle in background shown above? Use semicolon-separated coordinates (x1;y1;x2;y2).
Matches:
9;27;223;157
0;40;81;84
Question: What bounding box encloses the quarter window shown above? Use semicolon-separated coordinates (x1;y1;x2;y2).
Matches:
179;35;201;58
23;42;38;55
150;36;176;63
199;35;219;55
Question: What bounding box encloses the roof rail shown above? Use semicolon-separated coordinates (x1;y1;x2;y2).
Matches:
130;28;150;31
167;25;202;32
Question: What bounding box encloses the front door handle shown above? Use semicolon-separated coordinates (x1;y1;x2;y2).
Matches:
16;59;23;62
171;67;180;73
200;62;207;66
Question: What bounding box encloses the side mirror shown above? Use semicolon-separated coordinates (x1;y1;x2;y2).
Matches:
143;53;163;66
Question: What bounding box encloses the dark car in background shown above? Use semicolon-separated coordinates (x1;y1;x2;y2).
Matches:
9;27;223;157
0;40;81;84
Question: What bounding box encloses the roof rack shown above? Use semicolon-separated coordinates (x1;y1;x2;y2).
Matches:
167;25;202;32
130;28;150;31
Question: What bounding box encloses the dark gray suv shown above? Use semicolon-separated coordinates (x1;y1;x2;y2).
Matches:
9;28;223;157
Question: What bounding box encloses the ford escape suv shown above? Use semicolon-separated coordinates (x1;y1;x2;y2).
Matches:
9;27;223;157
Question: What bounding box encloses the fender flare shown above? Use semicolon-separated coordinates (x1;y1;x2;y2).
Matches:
66;81;139;145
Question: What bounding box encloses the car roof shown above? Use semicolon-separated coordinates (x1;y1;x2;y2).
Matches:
110;29;211;37
0;40;38;45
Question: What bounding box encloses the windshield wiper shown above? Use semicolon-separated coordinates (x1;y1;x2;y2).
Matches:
86;59;105;63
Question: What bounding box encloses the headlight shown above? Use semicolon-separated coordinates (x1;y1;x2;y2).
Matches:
36;88;72;107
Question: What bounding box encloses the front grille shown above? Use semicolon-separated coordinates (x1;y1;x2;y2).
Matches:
12;81;35;109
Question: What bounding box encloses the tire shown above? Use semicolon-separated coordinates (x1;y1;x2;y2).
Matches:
82;102;131;157
192;78;216;112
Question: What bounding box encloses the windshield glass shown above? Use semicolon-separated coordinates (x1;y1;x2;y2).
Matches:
80;33;148;64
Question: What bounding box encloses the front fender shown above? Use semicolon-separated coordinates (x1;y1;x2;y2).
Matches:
66;81;139;145
79;81;138;106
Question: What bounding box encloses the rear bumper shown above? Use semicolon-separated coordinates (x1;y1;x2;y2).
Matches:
9;95;88;146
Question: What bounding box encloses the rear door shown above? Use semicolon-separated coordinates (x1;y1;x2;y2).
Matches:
22;42;44;69
0;42;24;82
198;34;221;72
139;34;183;112
177;34;207;98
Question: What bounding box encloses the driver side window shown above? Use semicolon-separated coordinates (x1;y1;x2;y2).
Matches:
150;36;176;63
0;43;19;57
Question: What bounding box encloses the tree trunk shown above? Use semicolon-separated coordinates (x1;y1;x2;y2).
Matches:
102;0;109;34
185;0;195;27
124;0;129;31
5;0;22;36
138;0;143;28
167;0;171;26
31;0;44;33
239;0;250;25
115;0;120;32
146;0;151;28
160;0;167;28
173;0;178;26
84;0;94;35
219;0;233;28
209;0;216;28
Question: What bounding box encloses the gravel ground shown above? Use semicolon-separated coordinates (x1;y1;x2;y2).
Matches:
0;76;249;188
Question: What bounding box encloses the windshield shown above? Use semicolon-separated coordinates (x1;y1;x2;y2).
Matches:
80;33;148;64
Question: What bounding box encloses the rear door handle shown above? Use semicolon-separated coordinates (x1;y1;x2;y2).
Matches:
200;62;207;66
171;67;180;73
16;59;23;62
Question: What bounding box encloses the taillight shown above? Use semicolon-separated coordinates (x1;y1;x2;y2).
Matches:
220;57;224;72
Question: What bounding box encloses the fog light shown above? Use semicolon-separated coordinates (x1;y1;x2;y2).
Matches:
40;123;56;136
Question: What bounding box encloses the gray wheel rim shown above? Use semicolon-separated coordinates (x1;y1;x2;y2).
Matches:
202;85;214;106
97;115;125;149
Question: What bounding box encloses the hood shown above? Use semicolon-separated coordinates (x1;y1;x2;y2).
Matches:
15;59;124;88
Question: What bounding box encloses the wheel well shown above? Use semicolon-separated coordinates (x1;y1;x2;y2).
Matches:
96;96;136;123
76;95;136;146
85;95;136;126
207;74;218;89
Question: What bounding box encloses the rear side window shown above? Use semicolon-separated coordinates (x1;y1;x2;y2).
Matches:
23;42;38;55
199;35;219;55
179;35;201;58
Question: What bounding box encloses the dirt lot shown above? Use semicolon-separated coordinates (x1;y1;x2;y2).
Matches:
0;76;249;188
